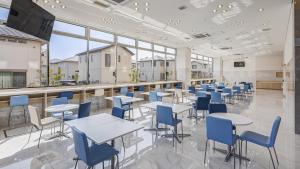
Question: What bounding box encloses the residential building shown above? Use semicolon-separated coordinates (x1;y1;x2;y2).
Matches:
191;60;213;79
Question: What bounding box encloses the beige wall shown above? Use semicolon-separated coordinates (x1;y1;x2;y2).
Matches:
0;39;41;87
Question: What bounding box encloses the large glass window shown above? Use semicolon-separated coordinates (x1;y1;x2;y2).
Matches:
117;36;135;46
153;52;166;81
116;46;136;83
49;34;87;86
90;29;114;42
154;44;165;52
191;54;213;79
166;55;176;80
138;50;153;82
53;21;86;36
166;48;176;54
138;41;152;49
0;7;9;21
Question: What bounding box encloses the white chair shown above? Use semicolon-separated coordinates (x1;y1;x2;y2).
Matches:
155;84;161;91
28;105;60;148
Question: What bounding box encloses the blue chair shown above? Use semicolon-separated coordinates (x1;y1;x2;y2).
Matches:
201;84;208;91
120;87;128;96
149;91;161;102
8;95;29;126
204;116;238;168
58;91;74;100
176;83;182;89
232;86;242;99
194;97;210;120
126;92;134;97
113;97;133;120
138;86;145;92
188;86;196;94
156;105;183;147
196;91;207;97
239;116;281;169
111;107;126;152
243;84;250;94
208;103;227;114
223;88;233;103
64;102;91;121
71;127;119;169
211;91;222;103
51;97;73;118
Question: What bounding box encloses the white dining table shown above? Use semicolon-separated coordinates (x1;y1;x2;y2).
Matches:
140;91;172;97
105;96;144;104
208;113;253;162
140;101;193;143
164;88;190;93
45;104;79;138
66;113;143;169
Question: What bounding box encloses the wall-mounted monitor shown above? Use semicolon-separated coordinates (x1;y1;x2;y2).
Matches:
7;0;55;41
234;61;245;67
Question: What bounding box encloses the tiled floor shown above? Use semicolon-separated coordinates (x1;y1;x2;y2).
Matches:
0;90;299;169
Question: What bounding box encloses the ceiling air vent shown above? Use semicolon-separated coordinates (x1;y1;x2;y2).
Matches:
234;53;243;56
94;0;110;8
262;28;272;32
219;47;232;50
104;0;133;5
192;33;210;39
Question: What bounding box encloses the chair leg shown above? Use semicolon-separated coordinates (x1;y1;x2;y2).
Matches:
240;141;243;164
23;106;27;123
273;147;279;165
117;154;120;169
121;137;126;153
204;139;209;164
28;125;34;143
181;122;183;141
268;148;276;169
8;107;13;127
38;127;43;148
102;162;104;169
233;145;236;169
74;158;79;169
245;141;248;157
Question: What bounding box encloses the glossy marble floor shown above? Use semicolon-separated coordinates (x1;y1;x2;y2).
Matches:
0;90;299;169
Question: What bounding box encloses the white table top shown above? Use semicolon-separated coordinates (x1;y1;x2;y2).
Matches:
198;91;229;97
105;96;144;104
140;101;192;114
66;113;143;145
208;113;253;126
140;92;172;97
164;89;190;93
186;96;198;101
45;104;79;113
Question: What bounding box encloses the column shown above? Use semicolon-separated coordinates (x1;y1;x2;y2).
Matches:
176;47;191;88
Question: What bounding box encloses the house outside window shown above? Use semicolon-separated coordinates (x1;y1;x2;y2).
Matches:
105;54;111;67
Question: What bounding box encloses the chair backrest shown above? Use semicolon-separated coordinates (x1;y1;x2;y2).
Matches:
58;91;74;100
219;82;225;87
268;116;281;146
94;89;104;97
208;103;227;114
126;92;134;97
206;116;234;145
155;85;161;91
195;97;210;110
223;88;232;96
71;127;89;164
138;86;145;92
120;87;128;95
156;105;174;126
78;102;91;118
52;97;68;105
10;95;29;107
196;91;207;97
149;91;158;102
188;86;196;94
244;84;250;91
176;83;182;89
112;107;125;119
232;86;241;94
28;105;42;128
201;84;208;91
211;91;222;103
113;97;123;108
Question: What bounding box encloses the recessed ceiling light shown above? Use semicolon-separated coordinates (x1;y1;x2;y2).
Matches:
218;4;223;8
145;7;149;11
43;0;49;3
223;9;227;13
145;2;149;6
213;9;217;13
135;7;138;11
134;2;138;6
228;5;233;8
55;0;60;4
51;5;55;8
61;5;66;9
258;8;264;12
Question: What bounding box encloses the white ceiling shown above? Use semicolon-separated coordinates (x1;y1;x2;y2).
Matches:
0;0;293;58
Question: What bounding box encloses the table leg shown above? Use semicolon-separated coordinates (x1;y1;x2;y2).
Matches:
213;146;250;162
111;139;115;169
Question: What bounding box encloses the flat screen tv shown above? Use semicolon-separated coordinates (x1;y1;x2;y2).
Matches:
234;61;245;67
7;0;55;41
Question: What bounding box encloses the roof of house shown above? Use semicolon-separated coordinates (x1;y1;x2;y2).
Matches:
0;25;45;43
50;56;79;64
139;55;175;62
76;44;135;56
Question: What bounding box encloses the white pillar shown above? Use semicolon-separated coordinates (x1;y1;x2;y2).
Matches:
213;57;223;82
176;47;191;88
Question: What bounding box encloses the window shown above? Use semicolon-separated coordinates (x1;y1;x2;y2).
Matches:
105;54;111;67
0;7;9;21
138;49;153;82
0;72;26;89
90;29;114;42
166;48;176;54
117;36;135;46
191;53;213;79
154;45;165;52
53;21;86;36
166;62;170;67
153;61;156;67
49;34;87;86
118;55;121;62
160;61;164;67
138;41;152;49
166;55;175;80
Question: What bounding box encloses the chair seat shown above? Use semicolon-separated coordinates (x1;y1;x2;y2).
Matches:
171;119;182;126
240;131;270;147
52;111;73;118
87;143;119;166
41;117;60;125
